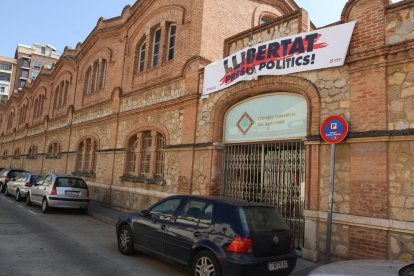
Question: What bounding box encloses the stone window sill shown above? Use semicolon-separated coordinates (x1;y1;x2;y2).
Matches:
120;175;165;185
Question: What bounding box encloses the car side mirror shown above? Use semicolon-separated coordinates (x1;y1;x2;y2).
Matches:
140;209;149;216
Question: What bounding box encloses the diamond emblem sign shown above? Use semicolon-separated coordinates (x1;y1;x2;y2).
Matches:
237;112;254;135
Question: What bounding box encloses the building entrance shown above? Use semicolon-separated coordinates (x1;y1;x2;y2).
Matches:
222;140;305;248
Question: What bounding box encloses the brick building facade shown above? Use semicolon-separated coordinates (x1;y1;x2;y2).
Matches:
0;0;414;262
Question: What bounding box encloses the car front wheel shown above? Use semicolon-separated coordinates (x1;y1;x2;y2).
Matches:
192;250;222;276
117;225;134;255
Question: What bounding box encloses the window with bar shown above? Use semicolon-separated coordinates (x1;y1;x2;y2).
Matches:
76;138;97;173
47;142;61;159
125;130;165;179
28;145;37;159
151;28;161;67
84;59;107;94
137;41;146;73
167;24;177;60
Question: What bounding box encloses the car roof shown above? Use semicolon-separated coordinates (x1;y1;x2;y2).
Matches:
173;195;271;207
46;173;85;180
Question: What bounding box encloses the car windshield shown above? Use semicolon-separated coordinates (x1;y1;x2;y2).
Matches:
10;171;24;177
56;177;87;189
238;206;289;233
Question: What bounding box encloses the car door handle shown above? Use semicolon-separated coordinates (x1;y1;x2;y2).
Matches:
194;231;201;238
161;224;166;230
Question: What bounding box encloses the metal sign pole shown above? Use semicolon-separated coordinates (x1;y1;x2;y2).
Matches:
325;142;336;263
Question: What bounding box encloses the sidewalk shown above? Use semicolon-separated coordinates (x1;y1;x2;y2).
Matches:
88;200;320;275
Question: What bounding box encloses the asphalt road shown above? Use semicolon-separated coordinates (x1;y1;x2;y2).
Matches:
0;194;187;276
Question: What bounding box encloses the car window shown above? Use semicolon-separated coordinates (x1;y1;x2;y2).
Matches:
43;176;53;186
56;177;87;189
175;200;213;228
15;173;26;181
10;171;23;177
34;175;46;185
30;175;41;184
149;198;181;222
238;206;289;233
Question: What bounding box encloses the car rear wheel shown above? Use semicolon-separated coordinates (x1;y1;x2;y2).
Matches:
42;199;50;213
0;184;4;193
26;194;32;206
80;207;88;214
192;250;222;276
4;186;9;196
16;190;21;201
117;225;134;255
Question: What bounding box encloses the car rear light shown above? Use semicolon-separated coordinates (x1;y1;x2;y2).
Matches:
226;236;253;253
86;188;89;197
25;182;32;187
50;184;57;195
5;176;11;182
290;234;296;249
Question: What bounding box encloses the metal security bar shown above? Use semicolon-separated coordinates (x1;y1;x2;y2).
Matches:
222;141;305;249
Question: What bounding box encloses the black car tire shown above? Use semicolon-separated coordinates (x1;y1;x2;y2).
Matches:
80;207;88;215
4;186;9;196
117;225;135;255
192;250;222;276
0;183;4;193
42;198;50;214
26;194;32;206
16;190;21;201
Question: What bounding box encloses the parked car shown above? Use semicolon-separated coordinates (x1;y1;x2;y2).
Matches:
26;173;90;214
5;173;42;201
309;259;414;276
116;195;297;276
0;169;28;193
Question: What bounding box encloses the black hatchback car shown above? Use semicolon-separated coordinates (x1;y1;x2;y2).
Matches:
116;195;297;276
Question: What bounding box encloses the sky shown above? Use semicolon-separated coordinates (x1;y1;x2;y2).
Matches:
1;0;350;58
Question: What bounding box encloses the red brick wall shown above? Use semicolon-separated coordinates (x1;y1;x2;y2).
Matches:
350;142;388;218
349;226;387;259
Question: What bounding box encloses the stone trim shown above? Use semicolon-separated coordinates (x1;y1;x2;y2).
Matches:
304;210;414;235
120;175;166;185
86;181;176;198
306;128;414;142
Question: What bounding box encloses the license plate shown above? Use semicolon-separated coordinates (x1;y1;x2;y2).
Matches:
268;260;288;271
65;191;80;196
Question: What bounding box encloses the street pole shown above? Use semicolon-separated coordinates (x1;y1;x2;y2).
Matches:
325;142;336;263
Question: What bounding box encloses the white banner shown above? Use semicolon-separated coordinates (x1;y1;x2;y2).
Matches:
203;21;356;96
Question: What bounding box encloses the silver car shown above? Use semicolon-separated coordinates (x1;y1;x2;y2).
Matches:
26;174;90;214
5;173;42;201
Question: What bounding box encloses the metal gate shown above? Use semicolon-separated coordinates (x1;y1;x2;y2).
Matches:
222;141;305;248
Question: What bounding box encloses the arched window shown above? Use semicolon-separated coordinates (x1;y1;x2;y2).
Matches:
137;41;146;73
151;28;161;67
18;104;27;125
54;80;68;109
28;145;37;159
125;130;165;179
13;148;21;159
2;150;8;160
47;142;61;159
84;67;92;94
99;60;107;89
36;95;45;117
76;138;97;174
84;59;107;94
259;14;277;25
7;111;14;130
167;24;177;60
